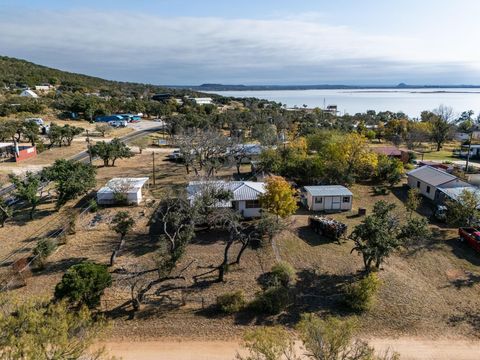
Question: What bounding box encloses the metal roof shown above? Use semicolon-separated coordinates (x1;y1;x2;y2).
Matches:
98;177;149;194
187;181;265;204
303;185;353;197
437;186;479;202
407;165;457;186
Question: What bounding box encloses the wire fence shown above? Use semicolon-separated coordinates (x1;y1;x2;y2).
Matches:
0;201;94;292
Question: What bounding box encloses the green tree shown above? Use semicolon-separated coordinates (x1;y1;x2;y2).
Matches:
23;119;40;146
296;314;398;360
89;138;133;166
54;262;112;308
0;298;111;360
111;211;135;240
405;188;421;217
445;189;480;227
9;172;41;220
237;326;297;360
43;159;96;208
0;195;13;227
350;201;401;272
95;123;113;137
399;216;431;248
344;273;381;312
375;155;404;186
130;136;150;154
259;176;297;220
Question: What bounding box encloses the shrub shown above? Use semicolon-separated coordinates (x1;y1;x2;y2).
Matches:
33;238;57;268
54;262;112;308
270;262;296;287
344;273;381;312
88;198;98;213
250;286;291;315
216;290;246;314
373;186;390;195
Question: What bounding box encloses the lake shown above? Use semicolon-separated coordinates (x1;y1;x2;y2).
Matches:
206;89;480;118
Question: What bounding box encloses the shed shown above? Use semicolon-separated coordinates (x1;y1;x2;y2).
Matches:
97;177;149;205
303;185;353;212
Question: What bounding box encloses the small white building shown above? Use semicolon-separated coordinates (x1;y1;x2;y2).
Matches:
303;185;353;212
20;89;39;98
187;180;265;218
407;165;472;201
191;97;213;105
97;177;149;205
34;85;52;92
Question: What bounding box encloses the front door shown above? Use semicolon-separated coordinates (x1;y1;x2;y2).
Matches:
332;196;341;210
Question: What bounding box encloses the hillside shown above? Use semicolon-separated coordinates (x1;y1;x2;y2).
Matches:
0;56;191;96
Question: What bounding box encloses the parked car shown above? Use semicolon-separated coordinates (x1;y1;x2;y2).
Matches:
458;227;480;253
434;205;447;222
25;117;44;126
167;150;182;160
108;120;127;128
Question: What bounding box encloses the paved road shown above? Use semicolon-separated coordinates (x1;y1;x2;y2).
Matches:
0;121;164;196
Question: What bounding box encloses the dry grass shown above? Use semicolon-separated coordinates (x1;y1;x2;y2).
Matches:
277;182;480;339
2;154;480;341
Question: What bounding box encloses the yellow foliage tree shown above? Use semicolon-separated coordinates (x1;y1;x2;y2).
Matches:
259;176;298;219
325;133;378;183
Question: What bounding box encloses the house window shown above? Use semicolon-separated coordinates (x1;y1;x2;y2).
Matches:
315;196;323;204
417;181;420;188
245;200;260;209
343;197;350;203
426;186;431;194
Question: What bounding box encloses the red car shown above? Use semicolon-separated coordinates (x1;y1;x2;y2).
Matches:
458;227;480;253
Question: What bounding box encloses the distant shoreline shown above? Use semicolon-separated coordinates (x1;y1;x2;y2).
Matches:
171;84;480;92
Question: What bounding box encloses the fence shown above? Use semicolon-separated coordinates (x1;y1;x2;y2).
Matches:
0;201;94;292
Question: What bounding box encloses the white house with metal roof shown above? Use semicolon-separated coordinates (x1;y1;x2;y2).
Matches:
97;177;149;205
20;89;39;98
187;180;265;218
303;185;353;212
407;165;472;201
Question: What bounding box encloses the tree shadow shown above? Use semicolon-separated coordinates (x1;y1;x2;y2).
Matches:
9;208;57;227
449;272;480;289
448;311;480;333
123;233;159;257
234;269;360;327
442;237;480;267
295;225;341;247
34;256;88;275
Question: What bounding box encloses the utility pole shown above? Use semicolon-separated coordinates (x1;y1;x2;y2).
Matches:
152;151;156;186
86;130;92;165
465;131;473;176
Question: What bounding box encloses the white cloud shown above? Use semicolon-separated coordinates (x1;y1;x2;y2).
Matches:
0;9;479;84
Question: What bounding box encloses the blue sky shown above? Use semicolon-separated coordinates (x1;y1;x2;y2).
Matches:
1;0;479;85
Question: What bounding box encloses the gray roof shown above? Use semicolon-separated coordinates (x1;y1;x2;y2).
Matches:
304;185;353;197
407;165;457;186
437;186;479;202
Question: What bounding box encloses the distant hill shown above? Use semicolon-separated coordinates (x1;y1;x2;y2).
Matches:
0;56;196;96
172;83;480;91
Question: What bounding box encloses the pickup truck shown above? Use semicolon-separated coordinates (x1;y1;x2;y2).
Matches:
458;227;480;253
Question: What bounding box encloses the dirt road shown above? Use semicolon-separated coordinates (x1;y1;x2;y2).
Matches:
103;338;480;360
